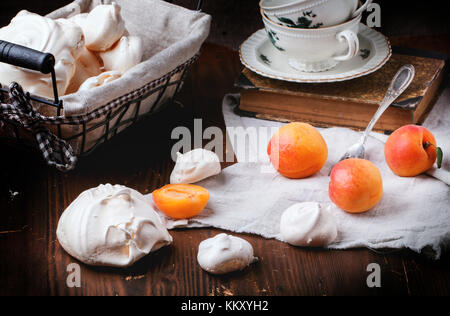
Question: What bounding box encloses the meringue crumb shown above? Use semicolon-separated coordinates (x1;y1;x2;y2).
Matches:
124;275;146;281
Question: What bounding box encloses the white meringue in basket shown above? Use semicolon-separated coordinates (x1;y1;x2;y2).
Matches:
81;2;126;51
0;10;84;98
280;202;338;247
56;184;173;267
67;12;88;29
170;149;221;184
100;36;143;73
66;46;103;94
78;71;122;91
197;234;258;274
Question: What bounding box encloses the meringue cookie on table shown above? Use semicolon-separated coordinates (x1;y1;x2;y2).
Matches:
81;2;126;51
100;36;143;73
0;10;84;98
197;234;258;275
280;202;338;247
170;149;221;184
56;184;173;267
78;71;122;91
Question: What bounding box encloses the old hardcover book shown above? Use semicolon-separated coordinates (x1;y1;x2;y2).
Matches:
236;48;446;132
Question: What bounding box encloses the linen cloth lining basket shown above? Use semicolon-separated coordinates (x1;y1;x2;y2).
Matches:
0;0;211;171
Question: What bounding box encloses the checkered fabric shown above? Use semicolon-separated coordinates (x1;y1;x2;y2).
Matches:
0;83;77;171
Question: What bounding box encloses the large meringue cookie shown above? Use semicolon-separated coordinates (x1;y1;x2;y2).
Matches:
78;71;121;91
56;184;173;267
197;234;258;275
280;202;338;247
0;11;84;98
170;149;221;184
82;3;126;51
99;36;143;73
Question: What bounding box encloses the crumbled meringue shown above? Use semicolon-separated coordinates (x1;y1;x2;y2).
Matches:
170;149;221;184
56;184;173;267
0;10;84;98
78;71;121;91
81;2;125;51
197;234;258;274
99;36;143;73
280;202;338;247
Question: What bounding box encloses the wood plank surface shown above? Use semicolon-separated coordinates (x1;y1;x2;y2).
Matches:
1;42;449;296
1;0;449;297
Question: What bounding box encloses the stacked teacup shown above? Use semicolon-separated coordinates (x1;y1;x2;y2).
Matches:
260;0;372;72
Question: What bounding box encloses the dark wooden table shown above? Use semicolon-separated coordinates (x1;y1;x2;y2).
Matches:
1;42;449;296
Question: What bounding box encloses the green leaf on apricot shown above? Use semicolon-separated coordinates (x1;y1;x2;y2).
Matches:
436;147;443;169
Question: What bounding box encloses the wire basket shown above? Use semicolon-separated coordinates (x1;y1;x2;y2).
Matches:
0;0;204;171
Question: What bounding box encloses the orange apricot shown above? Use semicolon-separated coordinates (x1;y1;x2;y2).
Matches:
152;184;209;219
385;125;438;177
267;122;328;179
329;158;383;214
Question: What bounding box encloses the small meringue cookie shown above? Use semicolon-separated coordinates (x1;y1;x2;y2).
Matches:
64;2;83;18
280;202;338;247
65;46;103;94
170;149;221;184
67;13;88;29
82;2;126;51
56;184;173;267
100;36;143;73
78;71;121;91
197;234;258;274
0;11;84;98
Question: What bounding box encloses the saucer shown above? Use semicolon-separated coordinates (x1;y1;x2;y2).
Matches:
239;24;392;83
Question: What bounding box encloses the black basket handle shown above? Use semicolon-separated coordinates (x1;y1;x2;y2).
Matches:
0;40;55;74
0;40;60;104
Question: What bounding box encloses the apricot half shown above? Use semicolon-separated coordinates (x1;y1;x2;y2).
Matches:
267;122;328;179
329;158;383;214
385;125;439;177
152;184;209;219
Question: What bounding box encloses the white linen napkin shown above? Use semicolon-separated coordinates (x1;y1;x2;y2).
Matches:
146;89;450;259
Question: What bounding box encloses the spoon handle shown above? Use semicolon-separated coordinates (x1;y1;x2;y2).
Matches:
360;64;415;145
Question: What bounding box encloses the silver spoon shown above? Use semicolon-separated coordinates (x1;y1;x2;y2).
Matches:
331;64;415;171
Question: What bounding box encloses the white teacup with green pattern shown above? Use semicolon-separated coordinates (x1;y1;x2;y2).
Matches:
262;12;362;72
260;0;371;28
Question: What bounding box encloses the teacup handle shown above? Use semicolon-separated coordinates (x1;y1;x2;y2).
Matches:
333;30;359;61
352;0;373;18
